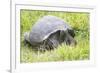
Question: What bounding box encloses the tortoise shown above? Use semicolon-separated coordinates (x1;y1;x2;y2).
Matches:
24;15;76;50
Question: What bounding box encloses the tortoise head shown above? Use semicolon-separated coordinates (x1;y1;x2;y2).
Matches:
65;30;77;46
68;29;75;38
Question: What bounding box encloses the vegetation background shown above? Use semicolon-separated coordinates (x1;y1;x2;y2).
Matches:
20;9;89;63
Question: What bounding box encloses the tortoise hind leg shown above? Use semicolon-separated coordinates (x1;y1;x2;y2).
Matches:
24;32;30;43
23;32;32;46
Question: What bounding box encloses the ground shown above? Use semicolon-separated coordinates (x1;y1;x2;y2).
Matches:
20;10;89;63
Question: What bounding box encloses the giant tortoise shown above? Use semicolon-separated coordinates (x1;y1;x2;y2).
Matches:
24;15;76;50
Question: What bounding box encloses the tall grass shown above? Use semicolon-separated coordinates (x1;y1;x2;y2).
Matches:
20;9;89;63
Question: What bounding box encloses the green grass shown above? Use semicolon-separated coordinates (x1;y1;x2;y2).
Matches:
20;10;90;63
